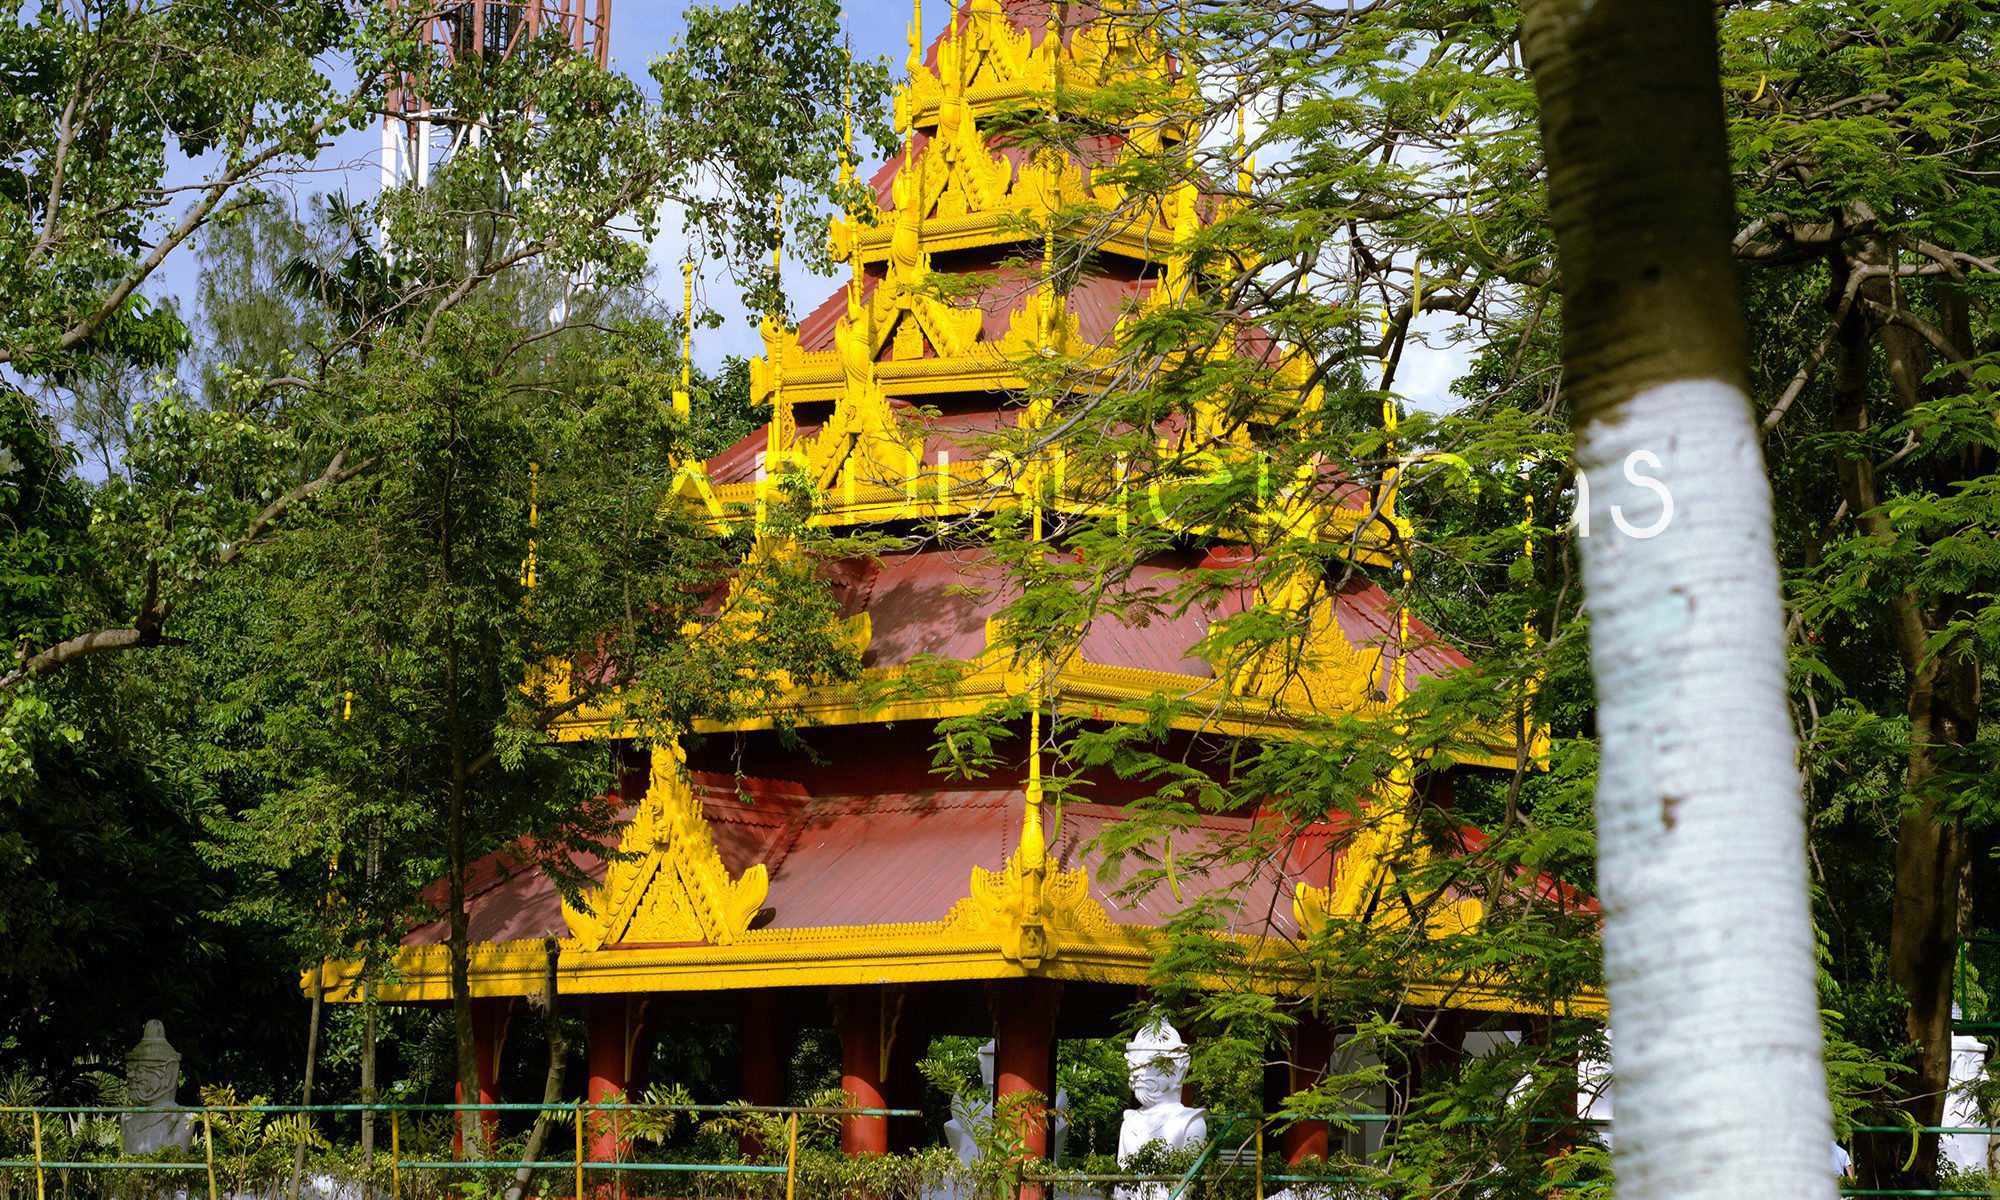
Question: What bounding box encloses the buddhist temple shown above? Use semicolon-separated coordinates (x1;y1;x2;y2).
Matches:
319;0;1592;1170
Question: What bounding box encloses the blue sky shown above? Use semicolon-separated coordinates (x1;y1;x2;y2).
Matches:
146;0;1467;405
145;0;928;375
622;0;923;368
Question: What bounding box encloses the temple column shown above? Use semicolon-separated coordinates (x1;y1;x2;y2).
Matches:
1389;1010;1469;1141
1413;1011;1470;1093
1521;1016;1579;1156
833;986;889;1155
584;996;652;1167
992;977;1060;1200
454;999;510;1155
1276;1016;1332;1165
740;990;793;1158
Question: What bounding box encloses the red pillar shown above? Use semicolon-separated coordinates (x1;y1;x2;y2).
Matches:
584;996;644;1167
1279;1018;1332;1165
992;977;1060;1200
834;987;889;1156
454;999;509;1154
740;990;792;1158
1522;1016;1580;1156
1413;1010;1469;1093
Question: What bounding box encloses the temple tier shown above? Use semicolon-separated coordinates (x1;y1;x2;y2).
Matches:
316;0;1595;1170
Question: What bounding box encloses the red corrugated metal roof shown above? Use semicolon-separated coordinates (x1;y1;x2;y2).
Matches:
1333;577;1474;679
759;789;1017;928
796;282;855;350
696;774;813;873
849;546;1002;667
791;266;1143;357
817;543;1461;689
404;774;1590;952
1055;802;1304;936
707;420;828;485
405;826;619;947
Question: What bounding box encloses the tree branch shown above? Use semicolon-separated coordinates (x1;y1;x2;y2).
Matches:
1;449;374;690
216;449;375;568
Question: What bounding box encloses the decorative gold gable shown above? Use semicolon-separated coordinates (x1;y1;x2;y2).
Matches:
893;0;1170;129
1223;567;1388;712
1293;848;1484;941
939;797;1114;969
565;745;769;949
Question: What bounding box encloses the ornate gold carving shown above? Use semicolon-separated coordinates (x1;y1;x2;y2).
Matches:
942;799;1114;969
567;744;769;949
1291;776;1486;942
1223;568;1386;712
894;0;1168;129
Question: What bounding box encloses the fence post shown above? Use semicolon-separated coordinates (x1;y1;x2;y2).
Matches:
203;1111;219;1200
784;1112;799;1200
390;1111;401;1200
1254;1122;1264;1200
31;1110;44;1200
575;1101;585;1200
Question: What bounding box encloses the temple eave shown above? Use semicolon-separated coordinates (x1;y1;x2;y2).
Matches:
322;932;1601;1017
838;211;1185;265
549;663;1526;767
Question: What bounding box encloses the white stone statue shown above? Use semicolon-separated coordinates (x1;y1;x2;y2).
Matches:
122;1020;194;1154
1943;1008;1991;1171
944;1040;997;1165
943;1040;1070;1165
1116;1021;1206;1200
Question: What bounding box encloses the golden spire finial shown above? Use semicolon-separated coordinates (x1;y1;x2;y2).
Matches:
1235;104;1255;194
521;460;539;590
840;41;856;196
674;260;695;418
772;190;784;282
764;194;795;476
907;0;923;74
1024;674;1052;864
938;0;966;131
1379;309;1402;530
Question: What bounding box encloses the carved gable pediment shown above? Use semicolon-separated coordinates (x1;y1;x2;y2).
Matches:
566;745;769;949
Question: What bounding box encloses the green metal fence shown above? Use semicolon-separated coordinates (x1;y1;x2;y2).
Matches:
2;1103;1996;1199
0;1101;916;1200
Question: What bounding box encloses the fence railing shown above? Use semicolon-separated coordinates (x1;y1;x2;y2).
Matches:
0;1100;916;1200
3;1103;1997;1200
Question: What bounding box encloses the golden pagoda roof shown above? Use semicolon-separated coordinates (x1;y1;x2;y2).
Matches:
318;0;1581;1016
322;747;1594;1013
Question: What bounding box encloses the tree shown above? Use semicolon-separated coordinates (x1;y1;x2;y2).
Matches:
850;3;1611;1195
184;287;862;1148
1;0;891;694
942;1;1897;1196
0;0;890;1138
1713;4;2000;1184
1516;2;1835;1196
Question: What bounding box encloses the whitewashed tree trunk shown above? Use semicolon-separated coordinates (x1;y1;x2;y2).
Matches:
1577;383;1834;1198
1519;3;1837;1198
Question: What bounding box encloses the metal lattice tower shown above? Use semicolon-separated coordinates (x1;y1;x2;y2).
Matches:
381;1;612;192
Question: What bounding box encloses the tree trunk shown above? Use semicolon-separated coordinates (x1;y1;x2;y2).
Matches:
502;939;570;1200
446;631;483;1157
291;965;326;1200
361;823;381;1198
448;805;481;1156
1519;3;1836;1198
361;976;378;1195
1839;259;1978;1191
